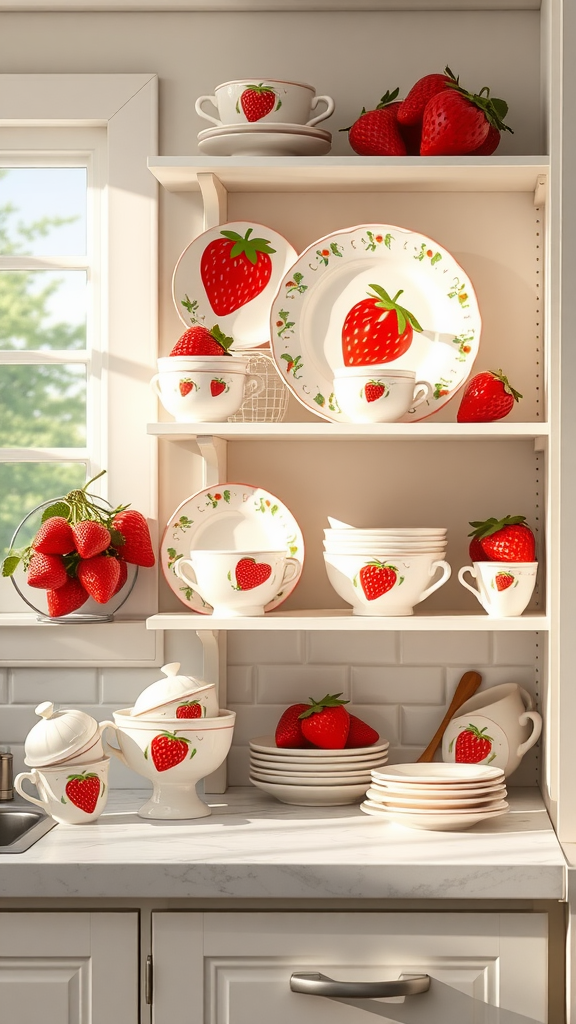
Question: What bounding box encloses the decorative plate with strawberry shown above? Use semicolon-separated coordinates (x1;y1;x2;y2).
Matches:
270;223;481;423
172;221;298;350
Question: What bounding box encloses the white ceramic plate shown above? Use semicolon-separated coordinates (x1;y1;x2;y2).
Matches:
325;528;447;536
250;753;388;771
161;483;304;615
250;768;372;786
369;781;507;801
250;735;388;756
198;132;332;157
173;220;298;349
360;801;509;831
365;787;507;810
198;122;332;140
371;763;504;785
250;777;368;806
270;223;481;423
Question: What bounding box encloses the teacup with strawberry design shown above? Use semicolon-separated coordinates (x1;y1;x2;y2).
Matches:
324;550;451;616
174;549;300;617
151;356;264;423
333;367;431;423
195;79;334;128
458;561;538;617
442;683;542;777
14;757;109;824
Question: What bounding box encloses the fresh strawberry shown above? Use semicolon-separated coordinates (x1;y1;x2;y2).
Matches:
27;552;68;590
77;554;121;604
357;561;402;600
46;577;89;617
299;693;350;749
397;72;452;126
176;701;204;719
398;121;422;156
469;536;490;562
33;516;74;556
179;378;197;396
210;378;228;397
111;556;128;597
201;228;276;316
342;285;422;366
468;516;536;562
145;731;196;771
71;520;111;559
364;380;387;403
64;771;102;813
275;703;311;748
170;324;234;357
112;510;155;567
345;714;380;748
420;74;512;156
342;90;406;156
457;369;522;423
495;571;515;591
471;123;501;155
239;83;280;121
235;557;272;590
451;724;493;764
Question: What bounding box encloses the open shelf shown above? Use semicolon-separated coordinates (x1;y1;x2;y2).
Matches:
148;421;549;444
147;610;549;631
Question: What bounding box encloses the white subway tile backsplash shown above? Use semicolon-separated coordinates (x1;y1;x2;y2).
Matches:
228;704;285;745
227;666;255;704
10;668;98;705
352;667;444;705
228;631;303;665
492;632;537;666
228;745;251;787
346;703;400;745
0;705;40;743
400;631;491;665
401;705;447;747
257;664;348;704
306;631;397;665
100;667;159;705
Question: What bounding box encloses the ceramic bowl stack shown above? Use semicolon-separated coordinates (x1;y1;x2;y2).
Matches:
248;734;389;806
323;522;450;616
360;763;508;831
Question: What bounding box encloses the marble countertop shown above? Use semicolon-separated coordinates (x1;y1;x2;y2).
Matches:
0;787;566;900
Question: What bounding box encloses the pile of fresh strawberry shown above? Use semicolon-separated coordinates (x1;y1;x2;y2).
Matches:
1;470;155;617
468;515;536;563
342;68;512;157
275;693;379;750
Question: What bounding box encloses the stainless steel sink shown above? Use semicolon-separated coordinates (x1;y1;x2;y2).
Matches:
0;804;56;853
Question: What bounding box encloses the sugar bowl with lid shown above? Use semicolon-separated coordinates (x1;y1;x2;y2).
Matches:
24;701;106;767
130;662;218;719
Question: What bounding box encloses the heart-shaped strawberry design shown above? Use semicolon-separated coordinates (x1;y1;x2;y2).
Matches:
64;772;102;813
145;732;196;772
235;557;272;591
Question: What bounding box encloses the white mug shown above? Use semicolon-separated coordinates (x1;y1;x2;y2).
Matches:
174;549;300;616
14;758;109;824
333;367;431;423
442;683;542;777
458;561;538;617
195;79;335;128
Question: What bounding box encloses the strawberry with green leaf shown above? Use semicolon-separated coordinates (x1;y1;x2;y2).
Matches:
342;285;423;366
170;324;234;357
201;228;277;316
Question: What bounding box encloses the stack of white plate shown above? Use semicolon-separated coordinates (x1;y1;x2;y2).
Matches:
198;123;332;156
249;734;389;806
360;763;508;830
323;526;448;556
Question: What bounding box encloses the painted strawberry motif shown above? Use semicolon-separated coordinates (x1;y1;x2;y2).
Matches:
451;724;494;764
363;380;388;403
64;772;102;813
145;731;196;772
179;378;198;397
357;561;402;600
210;378;228;397
201;228;276;316
342;285;422;366
239;84;280;122
176;701;204;719
235;557;272;591
494;571;515;591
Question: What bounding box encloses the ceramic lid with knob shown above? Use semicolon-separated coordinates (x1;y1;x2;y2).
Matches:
24;701;99;767
131;663;216;717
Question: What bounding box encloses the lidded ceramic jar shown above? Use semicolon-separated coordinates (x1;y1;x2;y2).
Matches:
24;701;103;767
130;662;219;719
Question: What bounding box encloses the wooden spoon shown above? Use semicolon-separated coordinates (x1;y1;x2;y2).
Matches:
418;670;482;763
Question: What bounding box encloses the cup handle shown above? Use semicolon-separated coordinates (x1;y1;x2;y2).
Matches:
418;560;452;604
14;771;45;810
518;685;534;711
195;95;222;127
150;374;163;399
244;374;265;399
458;564;487;608
173;558;210;604
280;558;300;588
411;381;432;410
517;710;543;757
307;95;335;127
100;721;129;767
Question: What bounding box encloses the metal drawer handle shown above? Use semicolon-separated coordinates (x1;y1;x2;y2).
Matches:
290;971;430;999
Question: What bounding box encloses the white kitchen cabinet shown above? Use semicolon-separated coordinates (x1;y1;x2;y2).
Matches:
0;911;139;1024
151;911;549;1024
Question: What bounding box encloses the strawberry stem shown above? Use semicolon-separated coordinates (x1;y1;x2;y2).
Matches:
298;692;350;720
468;515;529;540
367;284;423;334
220;227;276;265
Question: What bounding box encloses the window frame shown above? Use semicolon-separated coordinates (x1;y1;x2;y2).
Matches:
0;74;161;666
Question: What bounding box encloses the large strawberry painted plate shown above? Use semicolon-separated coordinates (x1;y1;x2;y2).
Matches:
161;482;304;615
269;223;481;422
172;221;298;351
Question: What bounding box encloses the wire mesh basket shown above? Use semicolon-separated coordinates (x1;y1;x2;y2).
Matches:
228;350;289;423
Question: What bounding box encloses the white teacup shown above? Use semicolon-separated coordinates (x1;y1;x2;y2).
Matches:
333;367;431;423
151;356;263;422
442;683;542;777
174;549;300;616
458;561;538;617
14;757;109;824
324;551;451;616
195;79;335;128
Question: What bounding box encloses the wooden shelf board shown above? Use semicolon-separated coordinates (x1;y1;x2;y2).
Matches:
147;610;549;631
148;421;549;443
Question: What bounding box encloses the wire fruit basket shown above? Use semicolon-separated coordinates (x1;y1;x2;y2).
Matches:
228;349;289;423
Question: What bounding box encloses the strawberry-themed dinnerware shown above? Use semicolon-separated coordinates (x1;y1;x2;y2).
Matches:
360;762;508;830
174;548;300;617
332;367;432;423
161;483;304;615
151;355;264;422
442;683;542;777
130;662;218;720
173;222;298;350
15;758;109;825
195;80;335;129
23;702;107;768
197;124;332;157
270;223;481;423
459;515;538;616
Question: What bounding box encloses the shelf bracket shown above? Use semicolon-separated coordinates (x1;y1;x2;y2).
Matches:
534;173;547;208
196;628;228;793
196;434;228;487
197;172;228;229
534;435;548;452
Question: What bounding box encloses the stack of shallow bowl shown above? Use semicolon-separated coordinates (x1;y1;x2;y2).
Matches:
248;734;389;806
323;525;449;616
361;763;508;830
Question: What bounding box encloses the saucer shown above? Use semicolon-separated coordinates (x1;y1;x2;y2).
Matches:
198;127;332;157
